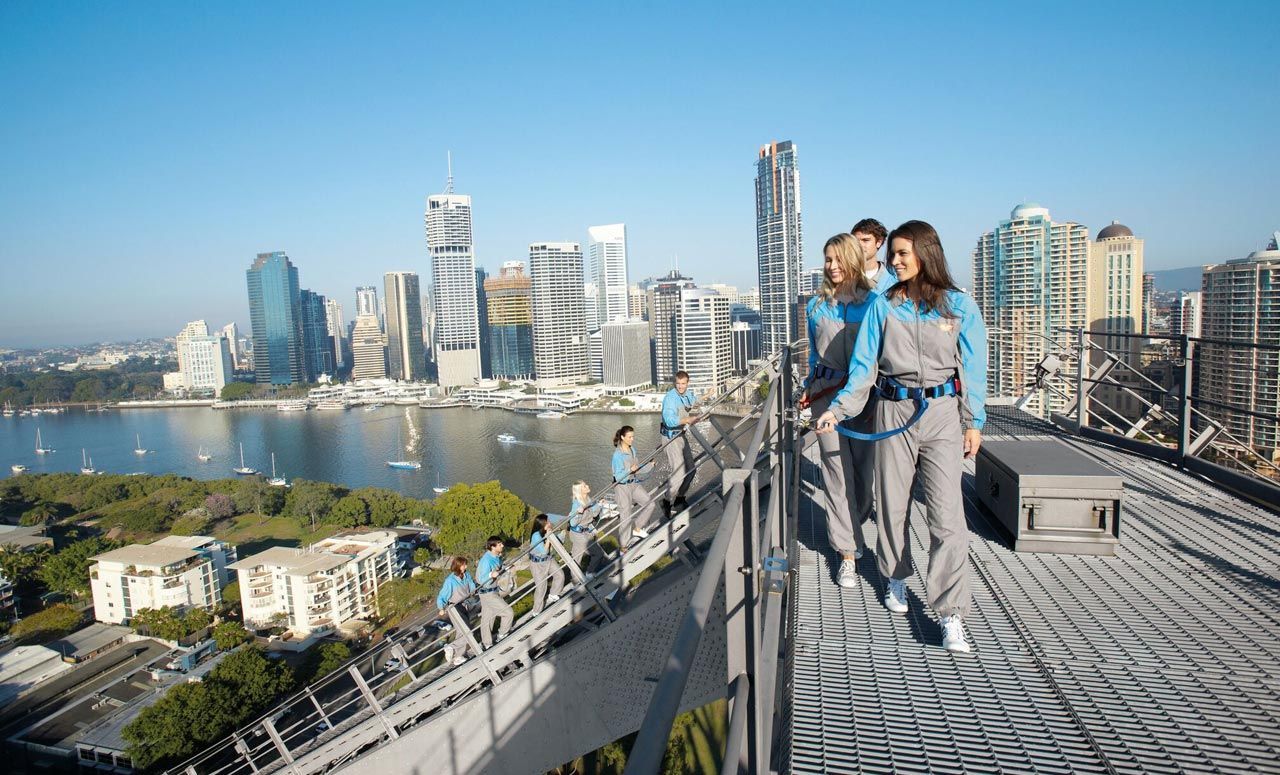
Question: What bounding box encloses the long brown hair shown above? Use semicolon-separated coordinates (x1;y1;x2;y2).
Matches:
613;425;634;447
450;556;468;577
886;220;958;315
819;233;872;302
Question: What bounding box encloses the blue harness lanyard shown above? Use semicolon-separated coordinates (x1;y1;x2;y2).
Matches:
827;377;959;442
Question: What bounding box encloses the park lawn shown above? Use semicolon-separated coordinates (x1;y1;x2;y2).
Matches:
215;514;341;555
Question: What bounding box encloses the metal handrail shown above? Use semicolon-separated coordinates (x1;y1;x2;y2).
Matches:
163;354;785;775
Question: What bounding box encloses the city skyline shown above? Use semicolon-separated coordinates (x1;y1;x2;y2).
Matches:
2;3;1276;347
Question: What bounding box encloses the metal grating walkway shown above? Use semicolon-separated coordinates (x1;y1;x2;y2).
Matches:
785;406;1280;774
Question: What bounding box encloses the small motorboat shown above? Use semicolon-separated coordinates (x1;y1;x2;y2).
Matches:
497;433;517;443
11;464;28;474
387;460;422;471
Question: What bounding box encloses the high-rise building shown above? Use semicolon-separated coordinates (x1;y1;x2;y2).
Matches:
173;322;233;394
529;242;588;384
801;269;824;295
972;203;1089;414
355;286;379;320
1198;233;1280;463
739;287;761;312
755;140;803;357
425;185;482;388
221;322;244;371
588;223;630;325
325;298;347;371
601;319;652;390
484;261;535;379
588;329;604;382
731;321;762;374
475;268;491;380
246;251;305;385
628;284;648;320
300;289;334;381
175;320;208;374
1170;291;1203;338
584;282;601;335
646;270;696;385
350;314;388;381
384;272;426;381
1087;221;1145;364
1142;273;1156;336
704;284;740;305
676;289;733;394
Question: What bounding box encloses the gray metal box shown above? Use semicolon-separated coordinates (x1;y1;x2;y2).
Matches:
976;439;1123;556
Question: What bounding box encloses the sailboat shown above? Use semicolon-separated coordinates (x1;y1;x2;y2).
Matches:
268;453;289;487
133;433;148;455
433;471;447;494
386;425;421;470
232;443;258;476
2;401;14;417
197;445;213;462
35;428;54;455
80;449;97;475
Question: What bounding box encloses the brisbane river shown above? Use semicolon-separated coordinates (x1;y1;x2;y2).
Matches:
1;406;658;513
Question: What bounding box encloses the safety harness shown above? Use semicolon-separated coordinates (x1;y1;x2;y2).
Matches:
819;375;961;442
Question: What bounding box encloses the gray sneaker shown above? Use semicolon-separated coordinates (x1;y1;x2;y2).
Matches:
836;559;858;589
884;578;909;613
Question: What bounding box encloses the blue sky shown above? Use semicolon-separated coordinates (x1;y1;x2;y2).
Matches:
1;1;1276;348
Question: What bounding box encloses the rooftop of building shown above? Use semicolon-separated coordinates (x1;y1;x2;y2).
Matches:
151;535;222;550
91;542;202;569
228;546;348;575
1097;219;1135;239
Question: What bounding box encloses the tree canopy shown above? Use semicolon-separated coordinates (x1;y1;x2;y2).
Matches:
39;536;120;596
431;481;528;558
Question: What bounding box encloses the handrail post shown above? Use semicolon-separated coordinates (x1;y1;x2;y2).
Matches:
1178;334;1193;462
1075;328;1087;432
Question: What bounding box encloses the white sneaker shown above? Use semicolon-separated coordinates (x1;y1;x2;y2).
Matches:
941;615;971;653
451;654;467;666
884;578;909;614
442;644;455;663
633;527;649;539
547;594;561;604
836;559;858;589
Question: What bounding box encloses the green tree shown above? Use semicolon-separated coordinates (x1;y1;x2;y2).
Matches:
219;382;256;401
184;607;213;633
285;480;342;529
431;481;528;558
11;603;83;644
305;641;352;681
232;477;285;517
412;547;433;567
0;546;49;593
123;647;293;770
19;502;58;526
39;537;119;596
375;569;445;624
212;621;251;651
222;581;241;606
71;377;105;402
131;607;188;641
328;494;371;527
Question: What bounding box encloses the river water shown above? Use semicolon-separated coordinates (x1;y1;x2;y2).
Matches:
1;407;660;513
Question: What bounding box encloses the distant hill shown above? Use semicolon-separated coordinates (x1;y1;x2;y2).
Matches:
1149;266;1203;292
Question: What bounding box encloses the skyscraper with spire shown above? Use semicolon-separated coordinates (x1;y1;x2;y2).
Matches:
755;141;802;358
425;157;482;388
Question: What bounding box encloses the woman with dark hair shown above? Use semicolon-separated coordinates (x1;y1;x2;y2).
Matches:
611;425;657;547
435;556;477;666
815;220;988;653
800;233;878;590
528;513;565;612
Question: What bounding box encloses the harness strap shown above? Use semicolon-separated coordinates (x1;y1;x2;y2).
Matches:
826;376;958;442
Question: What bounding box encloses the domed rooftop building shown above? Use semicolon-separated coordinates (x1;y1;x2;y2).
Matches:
1010;202;1050;220
1097;221;1135;240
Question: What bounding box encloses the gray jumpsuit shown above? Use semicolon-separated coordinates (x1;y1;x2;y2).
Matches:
806;291;877;557
830;290;987;619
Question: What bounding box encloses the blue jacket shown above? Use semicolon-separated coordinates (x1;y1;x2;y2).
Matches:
805;292;878;389
569;497;600;529
476;552;503;591
831;290;988;430
530;529;550;559
436;571;476;611
661;388;697;430
612;447;639;483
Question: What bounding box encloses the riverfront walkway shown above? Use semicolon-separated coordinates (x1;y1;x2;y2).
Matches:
785;406;1280;773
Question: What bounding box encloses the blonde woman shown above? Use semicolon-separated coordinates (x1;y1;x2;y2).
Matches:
800;233;878;590
568;480;608;574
